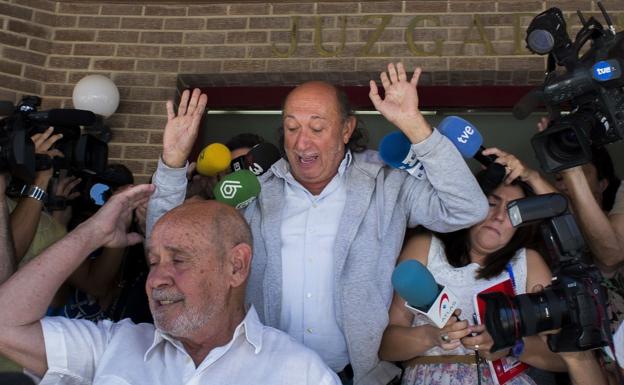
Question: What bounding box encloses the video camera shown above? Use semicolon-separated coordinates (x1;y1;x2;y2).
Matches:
479;193;611;352
514;2;624;173
0;95;108;183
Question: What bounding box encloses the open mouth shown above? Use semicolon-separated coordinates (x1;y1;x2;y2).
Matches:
299;154;318;165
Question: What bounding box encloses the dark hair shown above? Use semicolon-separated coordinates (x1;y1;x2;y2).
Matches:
590;146;620;211
225;133;265;153
277;82;368;156
101;163;134;187
435;171;536;279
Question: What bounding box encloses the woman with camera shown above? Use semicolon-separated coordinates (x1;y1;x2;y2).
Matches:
379;148;575;385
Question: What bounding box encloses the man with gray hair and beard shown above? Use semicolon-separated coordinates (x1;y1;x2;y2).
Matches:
0;184;339;385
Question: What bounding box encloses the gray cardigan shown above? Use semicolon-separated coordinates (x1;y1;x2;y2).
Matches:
146;129;488;385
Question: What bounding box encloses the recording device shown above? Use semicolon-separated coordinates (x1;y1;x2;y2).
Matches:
212;169;261;209
514;3;624;173
196;143;231;176
479;193;611;352
0;95;104;182
437;116;507;193
391;259;459;328
379;131;425;179
230;142;281;176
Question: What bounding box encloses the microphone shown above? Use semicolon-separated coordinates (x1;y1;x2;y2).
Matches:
28;109;96;126
231;142;281;176
213;169;261;209
378;131;425;179
196;143;231;176
0;372;36;385
512;89;544;120
438;116;506;192
392;259;459;328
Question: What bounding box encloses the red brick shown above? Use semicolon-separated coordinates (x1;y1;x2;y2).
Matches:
310;58;356;71
73;44;116;57
0;31;27;48
0;60;22;76
361;1;403;13
113;73;157;87
34;12;77;28
450;2;496;12
449;57;496;71
0;73;40;94
137;60;179;72
130;87;175;101
498;57;546;71
110;129;149;144
108;144;123;158
43;84;74;97
205;17;248;30
7;19;50;39
220;60;267;73
14;0;55;12
128;115;168;130
49;56;91;70
229;4;270;15
249;17;291;29
404;1;448;12
161;46;202;59
120;17;163;30
93;59;136;71
179;60;222;73
317;2;359;14
0;3;33;21
3;47;46;66
497;1;544;12
272;3;315;14
164;18;205;30
115;101;153;115
97;31;140;44
204;45;246;59
190;5;228;16
148;131;164;144
140;32;183;45
29;39;72;55
185;32;226;45
58;3;101;14
156;74;177;88
78;16;121;29
55;29;95;41
101;4;143;16
117;45;161;58
24;66;67;83
145;5;187;16
226;31;267;44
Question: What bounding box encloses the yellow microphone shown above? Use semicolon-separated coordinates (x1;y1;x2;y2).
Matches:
196;143;231;176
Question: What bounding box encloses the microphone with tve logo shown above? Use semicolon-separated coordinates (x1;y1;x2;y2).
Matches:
392;259;459;328
231;142;281;176
212;170;261;209
378;131;425;179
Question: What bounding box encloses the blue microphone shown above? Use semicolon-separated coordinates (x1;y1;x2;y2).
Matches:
392;259;459;327
437;116;495;166
379;131;425;179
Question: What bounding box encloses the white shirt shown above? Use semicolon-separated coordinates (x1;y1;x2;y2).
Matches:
39;306;340;385
275;151;351;371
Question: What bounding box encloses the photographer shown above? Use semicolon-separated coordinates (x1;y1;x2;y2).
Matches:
8;127;66;265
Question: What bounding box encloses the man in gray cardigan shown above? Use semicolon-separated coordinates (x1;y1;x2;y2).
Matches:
147;62;488;384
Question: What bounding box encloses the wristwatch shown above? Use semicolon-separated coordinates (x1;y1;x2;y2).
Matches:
20;184;47;202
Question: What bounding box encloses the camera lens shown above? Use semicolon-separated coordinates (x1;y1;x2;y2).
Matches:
527;29;555;54
545;128;581;164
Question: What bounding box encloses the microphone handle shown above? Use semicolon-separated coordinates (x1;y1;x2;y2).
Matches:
472;146;497;167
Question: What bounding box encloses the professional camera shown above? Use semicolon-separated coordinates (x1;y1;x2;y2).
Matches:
479;193;611;352
514;3;624;173
0;95;107;183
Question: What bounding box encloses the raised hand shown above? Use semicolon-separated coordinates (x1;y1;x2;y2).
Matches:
162;88;208;168
81;184;155;249
369;62;432;143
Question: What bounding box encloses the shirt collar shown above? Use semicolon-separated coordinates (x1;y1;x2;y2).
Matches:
271;149;353;181
144;306;264;362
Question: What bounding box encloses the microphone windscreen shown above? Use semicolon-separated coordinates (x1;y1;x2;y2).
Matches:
438;116;483;159
213;169;261;209
391;259;439;309
29;109;96;126
197;143;231;176
0;101;14;116
247;142;281;176
477;163;506;195
379;131;414;169
512;89;544;120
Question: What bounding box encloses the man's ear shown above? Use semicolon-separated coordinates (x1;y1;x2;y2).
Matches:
226;243;252;288
342;116;356;145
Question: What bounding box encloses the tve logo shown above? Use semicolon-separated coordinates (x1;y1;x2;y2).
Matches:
592;59;621;82
457;125;475;144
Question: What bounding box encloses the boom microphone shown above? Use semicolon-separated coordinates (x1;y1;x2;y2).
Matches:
231;142;281;176
378;131;425;179
213;169;261;209
196;143;231;176
392;259;459;328
28;109;96;127
513;88;545;120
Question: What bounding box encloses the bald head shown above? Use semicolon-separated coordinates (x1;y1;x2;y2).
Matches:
152;200;252;258
284;81;345;120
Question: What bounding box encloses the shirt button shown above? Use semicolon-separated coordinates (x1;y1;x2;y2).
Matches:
306;292;312;298
306;328;313;333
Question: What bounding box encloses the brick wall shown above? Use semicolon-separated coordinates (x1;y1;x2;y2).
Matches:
1;0;623;182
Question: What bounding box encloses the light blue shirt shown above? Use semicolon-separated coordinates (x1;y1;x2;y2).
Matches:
273;151;352;371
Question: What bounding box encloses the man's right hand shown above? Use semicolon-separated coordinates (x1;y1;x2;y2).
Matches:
162;88;208;168
80;184;155;249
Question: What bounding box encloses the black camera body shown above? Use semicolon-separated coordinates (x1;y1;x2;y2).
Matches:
480;194;611;352
516;4;624;173
0;95;106;183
